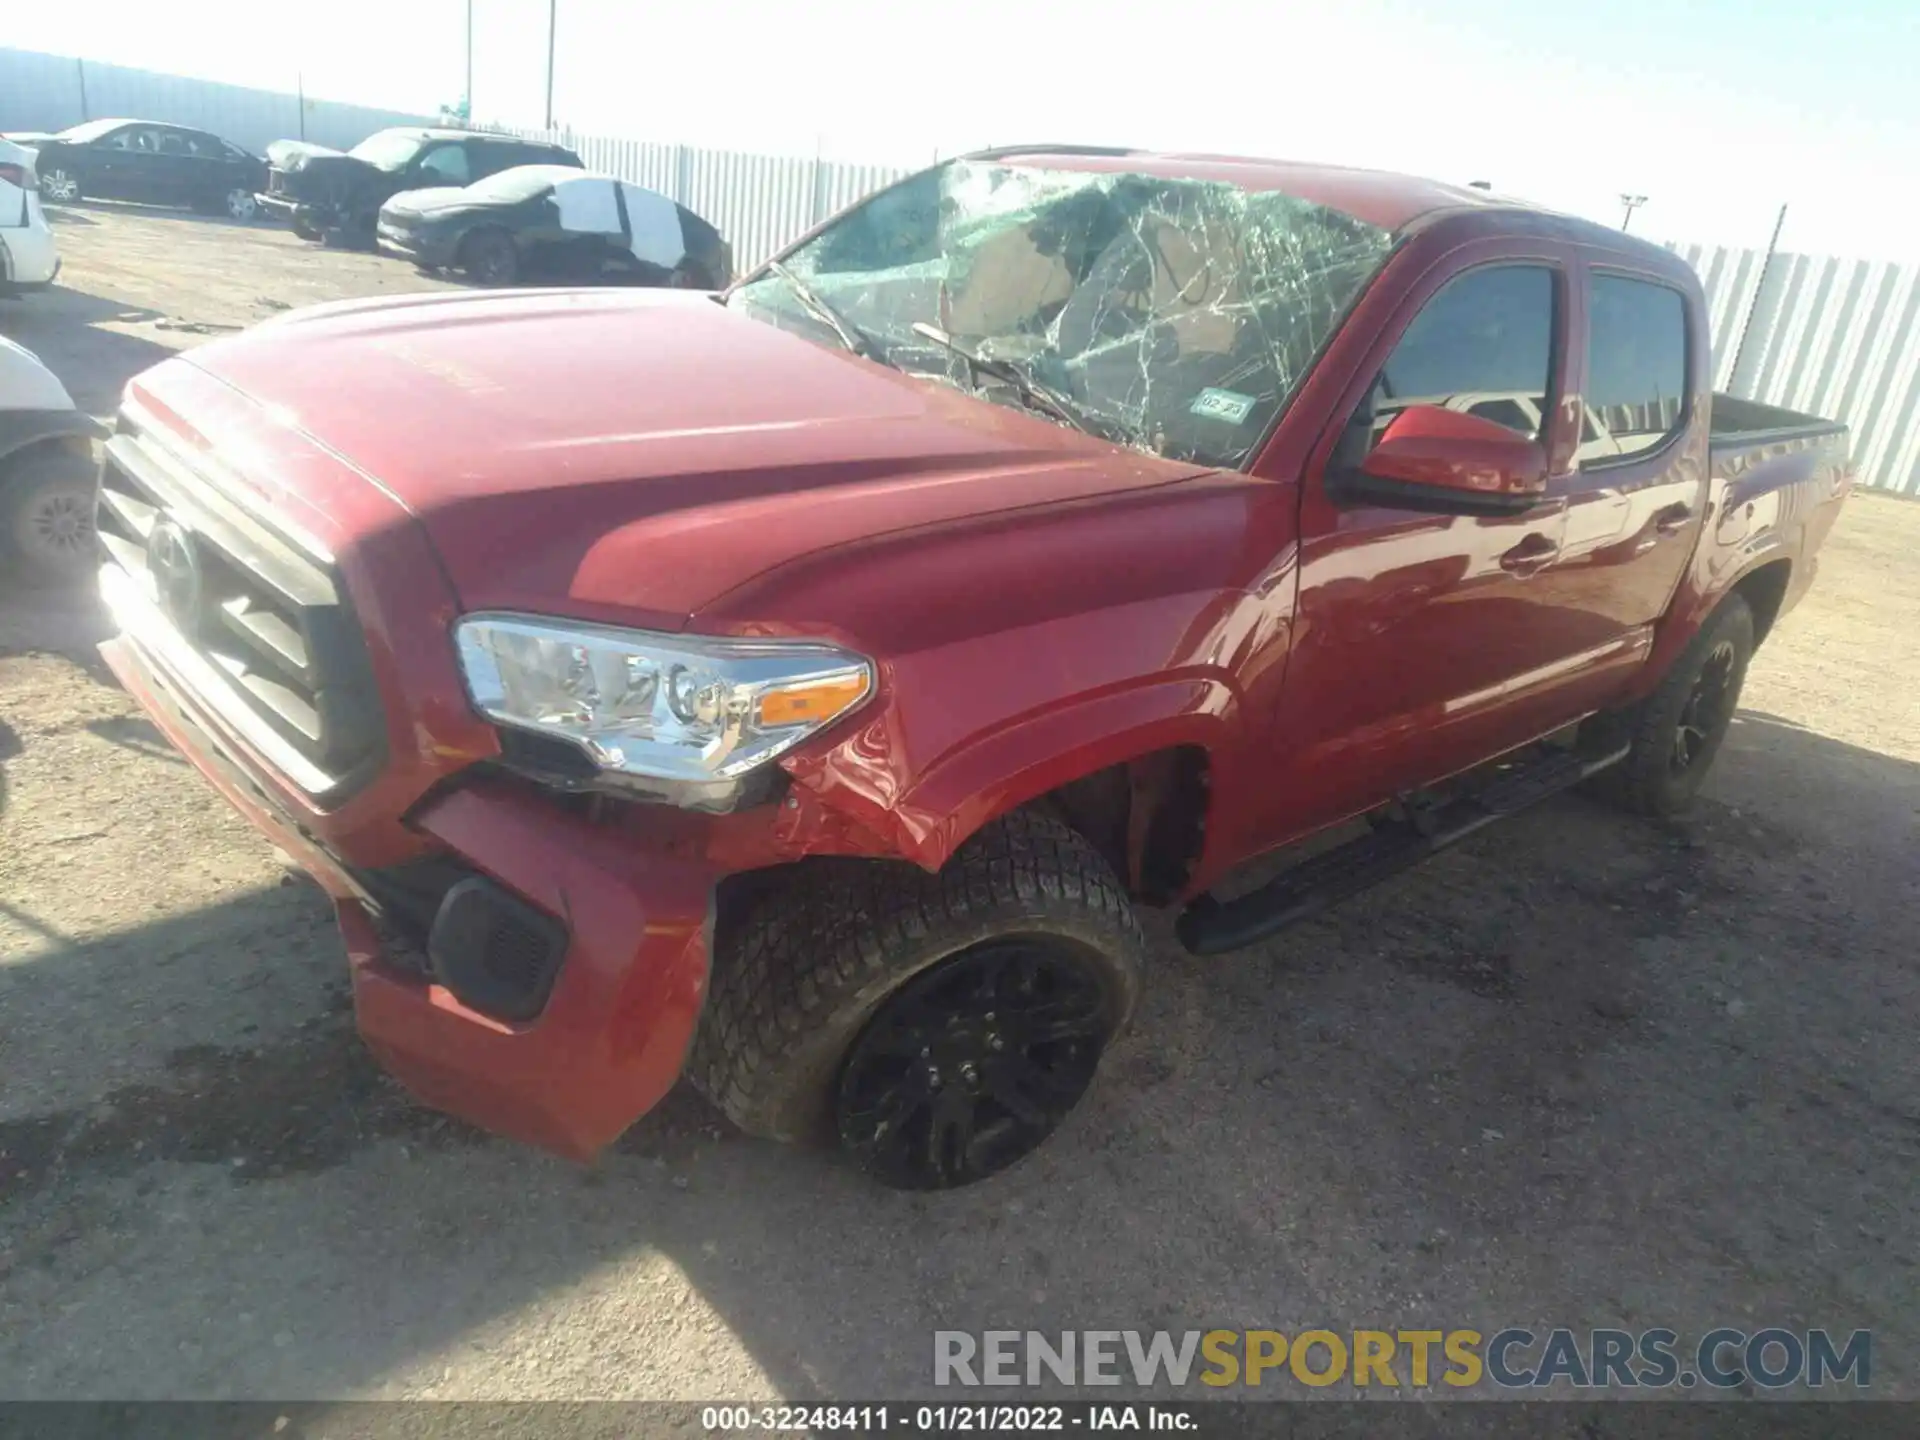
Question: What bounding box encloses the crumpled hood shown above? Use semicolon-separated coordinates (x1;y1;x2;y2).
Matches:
264;140;392;205
172;288;1205;629
265;139;346;170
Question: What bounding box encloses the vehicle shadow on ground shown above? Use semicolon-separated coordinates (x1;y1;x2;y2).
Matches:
45;199;271;233
0;285;174;415
0;710;1914;1399
0;574;114;684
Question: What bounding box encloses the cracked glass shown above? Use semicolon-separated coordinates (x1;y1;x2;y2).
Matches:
729;159;1394;469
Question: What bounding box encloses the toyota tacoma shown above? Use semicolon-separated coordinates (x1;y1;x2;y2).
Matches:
96;147;1852;1188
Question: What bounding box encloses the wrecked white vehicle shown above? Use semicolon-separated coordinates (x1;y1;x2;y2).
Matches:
376;165;733;288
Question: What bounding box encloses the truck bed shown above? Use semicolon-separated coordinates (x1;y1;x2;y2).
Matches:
1708;392;1848;449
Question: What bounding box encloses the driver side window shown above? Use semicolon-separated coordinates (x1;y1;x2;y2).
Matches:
417;144;471;185
1369;264;1557;450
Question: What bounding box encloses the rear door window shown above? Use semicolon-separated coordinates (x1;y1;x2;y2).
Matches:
1582;274;1689;464
104;126;160;153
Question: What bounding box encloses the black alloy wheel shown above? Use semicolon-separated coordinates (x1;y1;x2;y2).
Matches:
834;936;1120;1189
1671;638;1739;775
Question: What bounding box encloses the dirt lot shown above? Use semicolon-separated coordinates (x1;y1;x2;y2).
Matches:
0;203;1916;1404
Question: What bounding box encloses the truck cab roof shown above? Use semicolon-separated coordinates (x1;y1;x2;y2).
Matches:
971;145;1675;261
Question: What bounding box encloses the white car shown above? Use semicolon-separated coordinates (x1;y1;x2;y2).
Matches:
0;137;60;295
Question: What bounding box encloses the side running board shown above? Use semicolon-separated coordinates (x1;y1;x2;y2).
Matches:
1175;743;1630;956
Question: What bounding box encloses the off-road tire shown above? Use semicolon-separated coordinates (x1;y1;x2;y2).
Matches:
1591;593;1755;816
689;810;1145;1173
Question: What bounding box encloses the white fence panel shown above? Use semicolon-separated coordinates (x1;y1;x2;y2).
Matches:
1673;240;1920;494
512;124;911;271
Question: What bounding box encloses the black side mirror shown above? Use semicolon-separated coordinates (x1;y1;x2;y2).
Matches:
1328;381;1381;475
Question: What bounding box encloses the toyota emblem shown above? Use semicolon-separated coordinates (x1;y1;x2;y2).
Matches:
146;516;203;633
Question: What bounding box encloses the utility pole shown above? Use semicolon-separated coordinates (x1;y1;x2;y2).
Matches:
1619;193;1648;231
544;0;557;131
75;57;89;121
465;0;474;121
297;72;306;140
1726;202;1790;395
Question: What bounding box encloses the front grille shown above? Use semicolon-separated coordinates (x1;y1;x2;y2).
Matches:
95;416;385;799
268;170;291;197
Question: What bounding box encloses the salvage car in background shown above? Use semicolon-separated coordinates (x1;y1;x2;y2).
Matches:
11;119;267;220
378;166;732;287
0;138;60;295
261;128;583;247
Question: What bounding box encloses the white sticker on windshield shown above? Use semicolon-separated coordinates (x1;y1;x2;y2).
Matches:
1191;387;1256;424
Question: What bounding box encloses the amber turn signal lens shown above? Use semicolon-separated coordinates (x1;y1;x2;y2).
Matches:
756;673;871;728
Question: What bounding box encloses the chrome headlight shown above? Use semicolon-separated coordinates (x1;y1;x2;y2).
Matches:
454;613;874;788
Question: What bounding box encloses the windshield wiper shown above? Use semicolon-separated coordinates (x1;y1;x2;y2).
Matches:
909;322;1092;435
767;261;873;358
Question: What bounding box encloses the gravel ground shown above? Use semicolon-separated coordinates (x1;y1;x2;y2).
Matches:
0;204;1916;1404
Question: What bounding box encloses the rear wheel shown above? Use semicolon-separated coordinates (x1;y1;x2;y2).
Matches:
2;447;99;587
460;229;519;286
40;168;80;203
690;810;1144;1189
1591;594;1755;815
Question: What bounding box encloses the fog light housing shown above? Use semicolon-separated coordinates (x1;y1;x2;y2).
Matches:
426;877;569;1022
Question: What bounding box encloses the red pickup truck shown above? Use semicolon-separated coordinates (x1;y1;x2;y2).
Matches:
95;147;1851;1189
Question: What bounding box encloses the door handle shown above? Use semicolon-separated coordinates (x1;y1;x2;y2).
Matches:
1499;533;1559;576
1654;503;1694;535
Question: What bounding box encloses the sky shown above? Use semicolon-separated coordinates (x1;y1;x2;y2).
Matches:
10;0;1920;258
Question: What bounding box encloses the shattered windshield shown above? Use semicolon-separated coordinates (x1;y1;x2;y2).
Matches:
348;131;428;171
728;159;1393;468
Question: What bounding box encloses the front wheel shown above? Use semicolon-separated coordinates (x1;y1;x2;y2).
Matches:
224;187;258;222
2;447;99;587
459;229;519;286
690;810;1144;1189
1591;593;1755;816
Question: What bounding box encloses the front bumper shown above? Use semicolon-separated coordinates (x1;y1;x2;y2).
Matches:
102;618;719;1162
257;192;335;229
376;223;456;268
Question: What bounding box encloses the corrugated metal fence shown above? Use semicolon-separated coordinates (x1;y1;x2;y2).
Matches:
507;124;912;277
0;48;436;158
1672;241;1920;495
